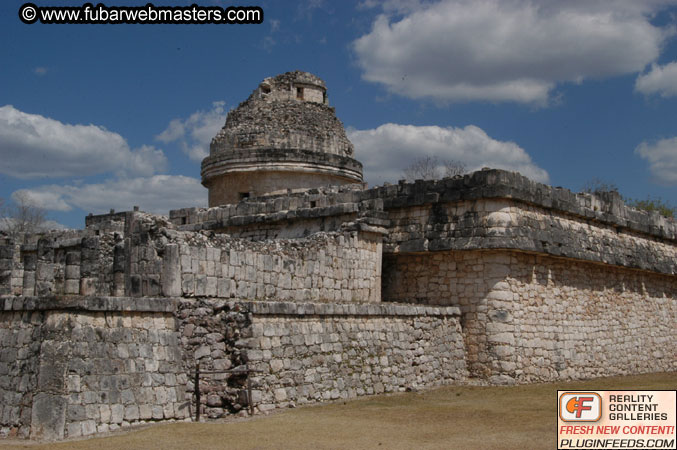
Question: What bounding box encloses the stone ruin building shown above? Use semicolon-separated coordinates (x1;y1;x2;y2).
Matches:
202;71;363;206
1;71;675;440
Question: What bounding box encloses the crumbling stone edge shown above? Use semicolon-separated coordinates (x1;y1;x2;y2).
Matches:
0;296;460;317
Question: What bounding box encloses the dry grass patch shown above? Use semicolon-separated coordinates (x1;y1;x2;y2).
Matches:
2;372;674;450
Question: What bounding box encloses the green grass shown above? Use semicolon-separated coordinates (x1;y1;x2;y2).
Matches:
2;372;674;450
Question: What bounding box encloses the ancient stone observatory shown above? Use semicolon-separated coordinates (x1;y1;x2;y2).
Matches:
201;71;363;206
0;169;676;441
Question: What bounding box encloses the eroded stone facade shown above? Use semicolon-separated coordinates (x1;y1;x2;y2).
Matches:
1;168;675;441
0;298;187;440
383;250;676;384
202;71;363;206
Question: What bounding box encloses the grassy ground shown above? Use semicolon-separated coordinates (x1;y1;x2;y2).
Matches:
2;372;674;450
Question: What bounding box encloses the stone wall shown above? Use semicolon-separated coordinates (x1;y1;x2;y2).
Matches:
127;217;382;303
384;198;676;274
176;299;251;419
0;232;122;299
1;297;467;437
169;183;384;241
0;309;41;438
175;300;466;418
1;168;675;441
0;238;21;296
4;213;384;305
246;302;466;411
383;249;677;384
0;297;188;440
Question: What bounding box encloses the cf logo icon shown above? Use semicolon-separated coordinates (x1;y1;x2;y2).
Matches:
559;392;602;422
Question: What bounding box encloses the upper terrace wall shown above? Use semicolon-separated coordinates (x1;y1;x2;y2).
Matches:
170;169;676;275
383;198;677;273
169;183;385;240
5;169;673;305
128;222;383;303
0;231;123;299
367;170;676;273
1;212;384;304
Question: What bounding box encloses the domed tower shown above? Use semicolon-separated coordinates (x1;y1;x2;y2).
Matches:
201;71;363;206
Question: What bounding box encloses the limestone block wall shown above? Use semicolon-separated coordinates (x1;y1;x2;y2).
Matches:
1;211;384;305
129;227;383;303
245;302;467;412
0;239;22;296
384;199;677;274
0;232;123;299
2;296;468;435
168;183;377;238
0;297;188;440
175;300;467;418
0;309;42;438
382;250;677;384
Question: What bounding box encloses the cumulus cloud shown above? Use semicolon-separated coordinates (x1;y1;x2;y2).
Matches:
635;62;677;97
156;101;227;162
0;105;168;179
635;137;677;185
348;123;549;185
353;0;673;104
11;189;72;212
15;175;208;215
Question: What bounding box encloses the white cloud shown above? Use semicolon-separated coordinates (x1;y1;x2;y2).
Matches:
635;61;677;97
156;101;227;162
353;0;673;105
635;137;677;185
126;145;168;177
348;123;549;185
16;175;208;215
0;105;168;179
12;189;72;212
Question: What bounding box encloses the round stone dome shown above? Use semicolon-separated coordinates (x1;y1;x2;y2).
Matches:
201;71;363;206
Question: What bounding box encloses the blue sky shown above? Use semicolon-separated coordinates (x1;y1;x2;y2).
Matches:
2;0;677;229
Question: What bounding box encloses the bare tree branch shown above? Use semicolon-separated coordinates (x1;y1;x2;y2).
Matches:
443;160;466;178
402;156;466;182
0;192;47;238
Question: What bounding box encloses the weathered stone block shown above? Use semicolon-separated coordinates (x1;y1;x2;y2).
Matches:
30;393;67;440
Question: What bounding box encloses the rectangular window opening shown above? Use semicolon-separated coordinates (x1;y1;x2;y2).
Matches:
296;87;304;99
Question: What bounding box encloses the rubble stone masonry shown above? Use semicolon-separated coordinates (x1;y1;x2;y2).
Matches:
383;250;676;384
1;169;675;441
0;297;187;440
